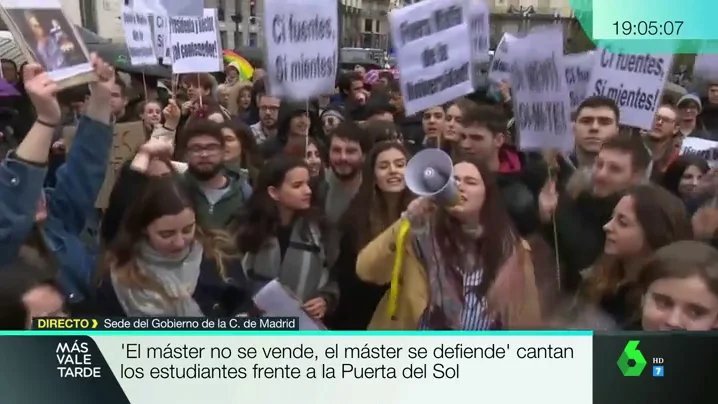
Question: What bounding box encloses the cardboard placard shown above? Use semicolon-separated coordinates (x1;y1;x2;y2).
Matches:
62;121;145;209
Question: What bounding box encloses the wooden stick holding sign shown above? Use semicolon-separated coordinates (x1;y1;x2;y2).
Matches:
62;121;146;209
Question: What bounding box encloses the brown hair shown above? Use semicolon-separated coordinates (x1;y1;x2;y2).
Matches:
433;155;519;296
360;120;402;144
222;120;261;181
105;177;235;298
228;82;253;115
339;141;414;250
638;240;718;297
461;104;508;136
584;184;693;303
445;97;478;116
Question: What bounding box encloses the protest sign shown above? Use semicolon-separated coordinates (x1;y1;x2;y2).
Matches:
62;121;146;209
509;27;572;151
466;0;490;64
488;32;517;85
0;0;95;89
151;14;172;64
262;0;339;101
121;6;156;66
169;9;222;74
390;0;474;115
130;0;203;17
564;51;595;111
680;137;718;168
585;48;673;130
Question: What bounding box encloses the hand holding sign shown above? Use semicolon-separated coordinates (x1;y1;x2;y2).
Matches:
88;53;116;102
163;99;181;129
23;64;61;124
303;297;328;319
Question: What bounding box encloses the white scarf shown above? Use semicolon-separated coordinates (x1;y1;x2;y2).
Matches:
112;241;204;317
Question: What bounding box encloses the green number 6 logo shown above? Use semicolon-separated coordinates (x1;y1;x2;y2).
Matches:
617;340;647;376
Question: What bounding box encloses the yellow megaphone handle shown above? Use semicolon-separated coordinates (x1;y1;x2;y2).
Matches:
388;218;412;319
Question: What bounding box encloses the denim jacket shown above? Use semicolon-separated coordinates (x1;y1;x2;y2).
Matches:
0;116;113;303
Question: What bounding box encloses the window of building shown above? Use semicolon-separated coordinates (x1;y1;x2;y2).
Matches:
362;33;373;48
375;21;380;33
234;31;243;47
218;3;225;20
80;0;98;33
250;0;257;17
249;33;258;47
364;19;373;33
220;31;228;49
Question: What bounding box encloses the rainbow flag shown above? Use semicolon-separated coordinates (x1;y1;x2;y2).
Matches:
222;50;255;80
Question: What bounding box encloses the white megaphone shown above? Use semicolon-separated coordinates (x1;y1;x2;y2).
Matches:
405;148;460;207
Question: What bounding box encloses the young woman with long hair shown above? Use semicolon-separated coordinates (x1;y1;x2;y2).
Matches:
327;142;414;329
661;155;710;201
96;177;247;316
222;120;260;184
235;156;338;321
228;82;253;123
356;155;540;330
638;240;718;331
581;184;693;328
138;100;163;139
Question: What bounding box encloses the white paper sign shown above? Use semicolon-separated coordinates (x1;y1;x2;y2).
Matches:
488;32;517;84
680;137;718;167
466;0;490;64
585;48;673;130
121;6;156;66
564;51;595;111
152;14;172;64
693;53;718;82
509;27;573;151
390;0;474;115
131;0;203;17
262;0;339;101
169;9;222;74
0;0;93;83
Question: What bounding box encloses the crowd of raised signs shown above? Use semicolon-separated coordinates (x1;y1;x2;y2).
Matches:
3;0;718;331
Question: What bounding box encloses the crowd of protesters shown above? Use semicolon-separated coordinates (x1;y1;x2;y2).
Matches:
0;55;717;332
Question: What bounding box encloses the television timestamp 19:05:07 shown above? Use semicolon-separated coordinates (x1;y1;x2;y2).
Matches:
612;21;684;36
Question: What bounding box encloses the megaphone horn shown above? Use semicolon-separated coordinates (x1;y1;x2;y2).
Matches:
405;148;460;207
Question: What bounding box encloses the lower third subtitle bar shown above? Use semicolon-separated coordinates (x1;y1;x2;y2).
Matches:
31;317;300;331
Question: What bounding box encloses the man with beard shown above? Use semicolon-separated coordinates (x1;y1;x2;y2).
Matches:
250;94;280;144
181;120;252;229
539;134;652;291
324;120;371;225
645;104;681;181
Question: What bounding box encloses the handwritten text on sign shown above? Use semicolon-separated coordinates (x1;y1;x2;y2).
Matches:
169;9;222;73
586;49;673;130
264;0;339;100
564;51;595;111
509;27;572;151
121;6;157;65
390;0;474;115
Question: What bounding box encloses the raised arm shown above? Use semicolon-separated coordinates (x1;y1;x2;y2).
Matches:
46;55;115;235
0;64;61;265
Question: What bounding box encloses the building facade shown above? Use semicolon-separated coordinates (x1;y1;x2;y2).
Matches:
61;0;125;42
62;0;266;48
341;0;363;47
360;0;390;50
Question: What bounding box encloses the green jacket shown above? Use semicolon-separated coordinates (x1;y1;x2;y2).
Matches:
182;166;252;230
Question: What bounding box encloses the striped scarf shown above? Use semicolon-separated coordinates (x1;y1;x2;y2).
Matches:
414;223;496;330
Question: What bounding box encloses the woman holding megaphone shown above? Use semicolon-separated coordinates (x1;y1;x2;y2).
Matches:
355;155;541;330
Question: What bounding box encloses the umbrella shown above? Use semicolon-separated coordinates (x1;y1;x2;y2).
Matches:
364;69;398;85
0;79;19;97
86;42;171;78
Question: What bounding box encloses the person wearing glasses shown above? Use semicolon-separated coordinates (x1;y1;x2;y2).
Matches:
179;120;252;230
